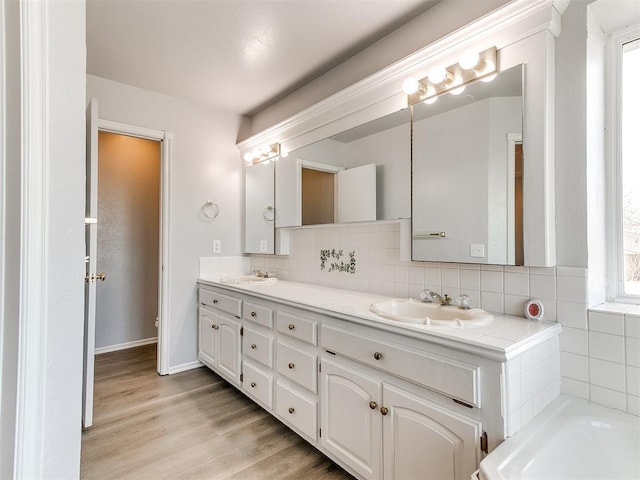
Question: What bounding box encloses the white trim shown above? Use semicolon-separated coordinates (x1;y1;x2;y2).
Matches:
607;27;640;302
0;0;6;426
95;337;157;355
15;0;48;476
168;360;204;375
95;120;173;374
507;133;523;265
301;159;344;173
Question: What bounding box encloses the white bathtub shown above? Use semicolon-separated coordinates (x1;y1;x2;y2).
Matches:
479;395;640;480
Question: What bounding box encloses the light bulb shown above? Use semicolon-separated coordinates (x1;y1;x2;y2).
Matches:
243;152;253;162
261;145;271;155
402;77;420;95
428;65;447;84
280;148;289;158
481;73;497;83
263;159;270;165
450;85;466;95
423;85;437;104
252;148;260;158
459;50;480;70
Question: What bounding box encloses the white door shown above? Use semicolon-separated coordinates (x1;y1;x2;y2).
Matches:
320;358;382;480
337;163;376;223
382;383;482;480
83;98;99;428
275;155;302;228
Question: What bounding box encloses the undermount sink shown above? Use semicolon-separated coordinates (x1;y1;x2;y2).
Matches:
219;275;277;285
369;298;493;327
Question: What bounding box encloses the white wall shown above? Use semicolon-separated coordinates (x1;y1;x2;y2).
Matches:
87;75;243;368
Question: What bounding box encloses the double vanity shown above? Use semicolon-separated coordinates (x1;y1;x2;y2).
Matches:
197;277;561;480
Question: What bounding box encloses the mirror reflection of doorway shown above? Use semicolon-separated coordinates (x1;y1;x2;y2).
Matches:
95;131;161;363
514;142;524;265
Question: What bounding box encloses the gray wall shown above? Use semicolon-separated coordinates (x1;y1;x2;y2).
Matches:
96;132;160;349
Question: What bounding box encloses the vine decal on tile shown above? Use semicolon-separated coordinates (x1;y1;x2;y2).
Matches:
320;249;356;274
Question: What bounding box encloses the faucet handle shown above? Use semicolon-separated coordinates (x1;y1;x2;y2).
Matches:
456;294;471;310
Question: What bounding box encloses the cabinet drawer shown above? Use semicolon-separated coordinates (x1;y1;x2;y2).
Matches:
276;341;317;393
243;326;273;368
242;361;273;409
275;380;317;442
199;288;241;317
277;311;317;346
321;325;480;406
243;301;274;329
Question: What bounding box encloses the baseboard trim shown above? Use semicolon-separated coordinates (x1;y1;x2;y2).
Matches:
95;337;157;355
168;360;204;375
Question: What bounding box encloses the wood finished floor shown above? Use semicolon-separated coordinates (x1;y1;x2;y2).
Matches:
81;344;354;480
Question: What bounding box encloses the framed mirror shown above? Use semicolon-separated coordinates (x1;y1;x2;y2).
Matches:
412;64;524;265
275;107;412;228
244;161;275;254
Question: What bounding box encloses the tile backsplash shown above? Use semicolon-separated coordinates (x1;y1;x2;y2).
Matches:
248;220;639;417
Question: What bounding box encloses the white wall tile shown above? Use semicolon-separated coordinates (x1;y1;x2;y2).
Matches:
556;275;587;303
394;265;408;283
394;282;409;298
441;267;460;288
408;266;424;285
626;314;640;339
424;265;441;285
504;295;528;316
560;327;589;355
590;385;627;411
560;352;589;382
481;270;503;293
557;301;588;329
588;332;625;364
589;358;625;392
556;266;587;277
627;365;640;397
626;337;640;367
628;395;640;415
529;274;556;299
589;311;625;335
481;292;504;313
504;272;529;296
561;377;590;400
460;269;481;291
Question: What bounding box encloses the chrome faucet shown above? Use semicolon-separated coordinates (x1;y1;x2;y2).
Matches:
419;289;451;305
252;269;272;278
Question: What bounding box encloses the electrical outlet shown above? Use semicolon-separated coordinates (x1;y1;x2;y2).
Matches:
470;244;485;258
260;240;268;253
213;240;221;254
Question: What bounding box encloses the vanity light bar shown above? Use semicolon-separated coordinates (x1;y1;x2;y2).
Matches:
405;46;498;107
243;143;285;165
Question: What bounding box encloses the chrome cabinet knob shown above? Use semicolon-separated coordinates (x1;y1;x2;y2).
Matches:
373;352;382;360
369;401;377;410
288;362;295;369
250;382;256;388
251;311;257;317
288;324;295;330
288;407;295;414
250;344;257;349
380;406;389;416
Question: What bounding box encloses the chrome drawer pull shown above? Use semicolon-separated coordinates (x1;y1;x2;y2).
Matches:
213;299;218;304
251;311;257;317
288;407;295;414
288;323;295;330
288;362;295;369
251;344;257;349
373;352;382;360
250;382;256;388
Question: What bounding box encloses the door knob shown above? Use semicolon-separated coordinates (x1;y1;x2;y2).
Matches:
96;272;106;281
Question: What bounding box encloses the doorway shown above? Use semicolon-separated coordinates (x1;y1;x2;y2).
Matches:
95;131;161;355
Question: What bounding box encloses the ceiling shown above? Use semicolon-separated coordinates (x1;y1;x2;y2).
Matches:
86;0;441;117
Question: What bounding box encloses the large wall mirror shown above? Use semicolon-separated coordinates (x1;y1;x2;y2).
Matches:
275;108;412;228
244;161;275;254
412;64;524;265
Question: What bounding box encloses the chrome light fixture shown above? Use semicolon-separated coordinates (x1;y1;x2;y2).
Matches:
403;46;498;106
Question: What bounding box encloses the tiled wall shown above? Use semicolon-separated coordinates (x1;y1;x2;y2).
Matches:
248;221;639;416
560;303;640;415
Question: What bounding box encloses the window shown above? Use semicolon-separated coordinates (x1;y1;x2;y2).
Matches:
613;30;640;299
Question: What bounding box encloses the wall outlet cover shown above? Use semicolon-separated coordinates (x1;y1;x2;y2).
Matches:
213;240;221;254
470;244;485;258
260;240;268;253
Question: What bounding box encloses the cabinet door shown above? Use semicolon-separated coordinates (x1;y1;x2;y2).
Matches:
320;358;382;480
198;308;217;370
382;383;481;480
217;314;242;386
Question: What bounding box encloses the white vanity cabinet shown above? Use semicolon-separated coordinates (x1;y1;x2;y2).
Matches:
197;281;560;480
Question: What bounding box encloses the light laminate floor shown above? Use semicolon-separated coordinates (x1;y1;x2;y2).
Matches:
81;344;353;480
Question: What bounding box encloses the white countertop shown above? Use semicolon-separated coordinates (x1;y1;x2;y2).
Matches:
198;277;561;360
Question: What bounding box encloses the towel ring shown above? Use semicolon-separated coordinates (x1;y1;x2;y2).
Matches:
202;200;220;220
263;205;276;222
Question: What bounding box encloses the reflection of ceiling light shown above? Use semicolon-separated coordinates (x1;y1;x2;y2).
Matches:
481;73;497;83
403;46;497;107
243;143;281;165
280;148;289;158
